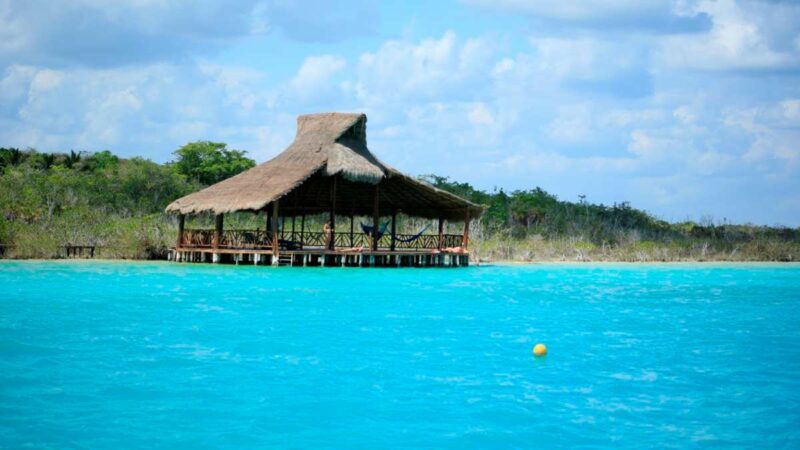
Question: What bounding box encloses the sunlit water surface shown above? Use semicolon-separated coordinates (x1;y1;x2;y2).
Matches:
1;261;799;448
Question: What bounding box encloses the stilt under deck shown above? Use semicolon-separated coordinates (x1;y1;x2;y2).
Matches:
168;247;470;268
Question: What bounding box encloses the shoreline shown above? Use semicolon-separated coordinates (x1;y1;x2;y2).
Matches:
1;258;799;268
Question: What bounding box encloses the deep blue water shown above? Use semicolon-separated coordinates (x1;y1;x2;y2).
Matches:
1;261;799;448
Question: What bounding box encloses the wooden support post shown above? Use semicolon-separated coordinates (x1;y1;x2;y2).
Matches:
176;214;185;248
292;189;298;242
329;176;337;250
372;184;380;251
272;200;280;264
349;215;355;248
390;210;397;251
438;216;444;250
266;205;273;247
300;210;306;249
213;214;224;249
463;209;470;250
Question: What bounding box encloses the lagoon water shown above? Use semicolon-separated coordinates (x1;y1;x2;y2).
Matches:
1;261;799;448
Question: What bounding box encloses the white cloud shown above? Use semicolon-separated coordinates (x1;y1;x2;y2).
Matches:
28;69;64;98
726;100;800;170
782;99;800;121
353;31;494;107
0;0;28;53
673;105;697;124
464;0;706;32
0;62;283;159
628;130;658;157
1;1;799;224
659;0;800;70
356;31;457;103
494;150;638;176
250;0;377;42
743;134;800;167
287;55;346;99
492;58;515;76
530;37;640;80
465;0;674;23
0;64;35;103
199;62;270;113
0;0;377;68
467;103;495;126
547;103;594;142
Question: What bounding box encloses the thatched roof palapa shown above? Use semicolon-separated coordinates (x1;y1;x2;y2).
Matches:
165;113;483;221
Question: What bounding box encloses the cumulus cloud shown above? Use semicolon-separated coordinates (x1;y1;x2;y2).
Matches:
722;100;800;171
287;55;347;100
353;32;495;107
463;0;710;32
252;0;378;42
0;0;258;67
659;0;800;70
0;62;292;161
467;103;495;126
0;0;799;224
0;0;377;68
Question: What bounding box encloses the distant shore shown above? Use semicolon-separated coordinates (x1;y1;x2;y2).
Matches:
2;257;798;266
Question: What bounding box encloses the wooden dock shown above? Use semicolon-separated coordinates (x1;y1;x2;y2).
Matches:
169;247;469;267
170;226;470;268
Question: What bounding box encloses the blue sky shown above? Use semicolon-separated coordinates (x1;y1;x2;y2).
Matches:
1;0;799;225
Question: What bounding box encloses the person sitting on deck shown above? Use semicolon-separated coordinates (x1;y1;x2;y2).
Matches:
323;222;333;250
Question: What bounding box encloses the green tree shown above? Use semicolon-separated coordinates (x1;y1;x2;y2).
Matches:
171;141;255;185
82;150;119;172
0;147;24;169
113;157;194;215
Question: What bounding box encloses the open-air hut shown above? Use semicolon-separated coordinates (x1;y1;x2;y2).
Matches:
165;112;483;267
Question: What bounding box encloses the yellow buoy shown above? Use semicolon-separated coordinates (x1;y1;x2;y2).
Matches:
533;343;547;356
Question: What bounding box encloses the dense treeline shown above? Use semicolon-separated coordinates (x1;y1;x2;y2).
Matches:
1;145;798;261
421;175;800;261
0;143;253;259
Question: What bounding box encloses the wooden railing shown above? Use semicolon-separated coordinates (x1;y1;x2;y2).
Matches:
180;229;272;249
178;229;463;251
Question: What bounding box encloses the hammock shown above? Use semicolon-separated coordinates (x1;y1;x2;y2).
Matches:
361;222;429;243
360;222;390;239
392;225;430;243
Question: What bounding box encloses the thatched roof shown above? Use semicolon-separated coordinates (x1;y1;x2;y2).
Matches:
165;112;484;221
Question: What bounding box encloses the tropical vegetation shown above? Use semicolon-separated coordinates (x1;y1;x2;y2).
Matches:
1;145;797;261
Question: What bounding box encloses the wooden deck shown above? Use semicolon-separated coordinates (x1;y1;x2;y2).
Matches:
177;229;464;251
171;228;470;267
169;247;469;267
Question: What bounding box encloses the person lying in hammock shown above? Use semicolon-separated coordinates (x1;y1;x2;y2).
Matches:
339;246;364;253
431;246;468;254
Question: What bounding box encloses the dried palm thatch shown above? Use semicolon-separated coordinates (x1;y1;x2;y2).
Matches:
165;112;483;221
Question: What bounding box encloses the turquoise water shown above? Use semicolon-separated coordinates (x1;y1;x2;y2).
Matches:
1;262;799;448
